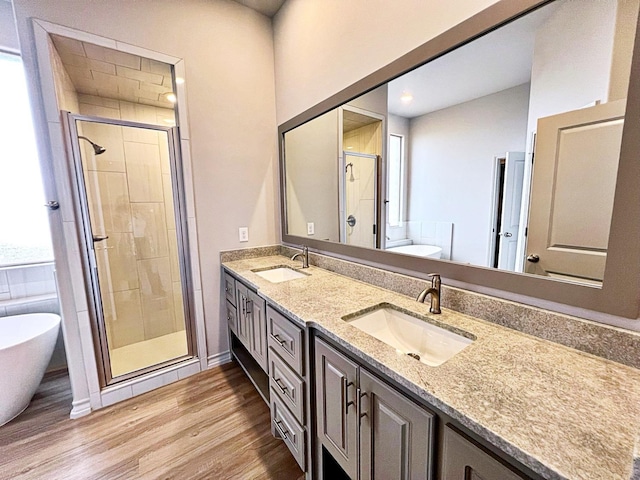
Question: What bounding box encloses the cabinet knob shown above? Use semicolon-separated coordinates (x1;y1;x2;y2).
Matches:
526;254;540;263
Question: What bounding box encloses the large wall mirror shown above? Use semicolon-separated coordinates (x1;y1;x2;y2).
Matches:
280;0;640;320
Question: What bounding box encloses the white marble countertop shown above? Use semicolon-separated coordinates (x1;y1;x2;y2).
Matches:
222;255;640;480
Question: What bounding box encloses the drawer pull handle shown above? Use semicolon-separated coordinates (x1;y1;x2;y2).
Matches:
274;378;288;394
225;286;229;292
357;388;367;422
275;419;289;439
344;379;355;414
271;333;286;347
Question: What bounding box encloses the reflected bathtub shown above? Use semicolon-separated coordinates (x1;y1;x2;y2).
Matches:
386;244;443;259
0;313;61;426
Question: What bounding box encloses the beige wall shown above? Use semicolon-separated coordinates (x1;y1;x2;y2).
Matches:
13;0;279;359
285;109;339;242
273;0;500;124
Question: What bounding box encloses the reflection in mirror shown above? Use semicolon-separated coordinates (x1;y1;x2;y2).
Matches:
283;0;639;287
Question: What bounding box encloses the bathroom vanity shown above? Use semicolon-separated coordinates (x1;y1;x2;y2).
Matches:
222;251;640;480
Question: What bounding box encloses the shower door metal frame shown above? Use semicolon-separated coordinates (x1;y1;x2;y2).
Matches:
62;112;197;387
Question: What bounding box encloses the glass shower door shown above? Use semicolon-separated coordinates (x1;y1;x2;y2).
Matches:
344;152;378;248
67;114;193;383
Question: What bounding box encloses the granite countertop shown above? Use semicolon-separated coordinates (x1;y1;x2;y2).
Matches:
222;255;640;480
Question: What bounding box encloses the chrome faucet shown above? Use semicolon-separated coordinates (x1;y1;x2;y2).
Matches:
291;245;309;268
416;273;441;314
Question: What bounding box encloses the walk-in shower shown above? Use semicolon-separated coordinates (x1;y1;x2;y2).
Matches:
65;113;195;385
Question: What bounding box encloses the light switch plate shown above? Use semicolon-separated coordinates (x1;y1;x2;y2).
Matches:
307;222;315;235
239;227;249;242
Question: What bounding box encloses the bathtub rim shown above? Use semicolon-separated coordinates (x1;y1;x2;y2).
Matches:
0;313;61;351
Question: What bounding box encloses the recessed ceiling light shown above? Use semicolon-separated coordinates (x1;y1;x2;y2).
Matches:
165;92;177;103
400;92;413;104
175;77;185;85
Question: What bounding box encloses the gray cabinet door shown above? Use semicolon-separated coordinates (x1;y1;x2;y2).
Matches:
359;369;434;480
315;338;358;480
247;289;268;372
235;282;251;349
441;425;525;480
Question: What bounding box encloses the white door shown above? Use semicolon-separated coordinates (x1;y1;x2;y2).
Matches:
525;99;625;282
497;152;525;270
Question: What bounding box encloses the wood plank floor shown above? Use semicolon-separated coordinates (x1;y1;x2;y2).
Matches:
0;363;304;480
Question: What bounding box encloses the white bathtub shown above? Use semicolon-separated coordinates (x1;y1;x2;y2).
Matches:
0;313;61;426
386;244;443;259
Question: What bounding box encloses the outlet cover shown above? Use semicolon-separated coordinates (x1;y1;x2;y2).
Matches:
307;222;315;235
239;227;249;242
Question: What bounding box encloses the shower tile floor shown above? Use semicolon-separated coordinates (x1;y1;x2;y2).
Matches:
110;331;188;377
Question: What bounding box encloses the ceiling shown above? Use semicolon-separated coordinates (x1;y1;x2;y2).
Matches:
51;34;175;109
387;4;557;118
343;110;380;133
231;0;286;17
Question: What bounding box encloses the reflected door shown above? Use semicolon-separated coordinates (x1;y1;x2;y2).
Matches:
497;152;525;271
67;114;193;384
344;152;378;248
526;100;625;283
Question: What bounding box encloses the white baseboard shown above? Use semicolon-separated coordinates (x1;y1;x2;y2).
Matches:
207;350;232;368
70;398;91;419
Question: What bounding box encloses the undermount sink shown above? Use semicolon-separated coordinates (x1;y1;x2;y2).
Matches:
253;266;309;283
344;305;474;366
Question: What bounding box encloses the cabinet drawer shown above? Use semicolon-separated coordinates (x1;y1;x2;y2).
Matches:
269;348;305;423
267;306;304;376
223;272;236;306
442;425;526;480
271;389;306;471
226;301;237;335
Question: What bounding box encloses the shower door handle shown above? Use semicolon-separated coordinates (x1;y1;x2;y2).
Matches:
93;235;109;242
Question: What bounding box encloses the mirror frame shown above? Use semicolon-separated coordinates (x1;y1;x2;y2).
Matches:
278;0;640;319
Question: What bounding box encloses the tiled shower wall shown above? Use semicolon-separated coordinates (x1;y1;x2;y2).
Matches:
78;95;185;349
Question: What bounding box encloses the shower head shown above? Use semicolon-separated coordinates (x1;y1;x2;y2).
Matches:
346;162;355;182
78;136;106;155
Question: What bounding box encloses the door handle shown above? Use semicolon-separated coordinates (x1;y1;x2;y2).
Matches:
527;254;540;263
499;232;513;237
347;215;357;227
357;388;367;422
92;235;109;242
44;200;60;210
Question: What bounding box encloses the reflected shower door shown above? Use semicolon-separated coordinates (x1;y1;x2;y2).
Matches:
67;114;194;384
344;152;378;248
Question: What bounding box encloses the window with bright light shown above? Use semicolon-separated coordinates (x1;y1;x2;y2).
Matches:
387;134;405;227
0;51;54;266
